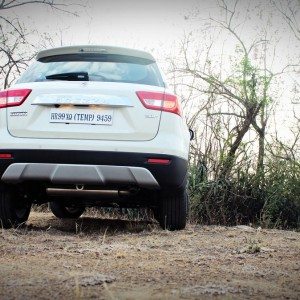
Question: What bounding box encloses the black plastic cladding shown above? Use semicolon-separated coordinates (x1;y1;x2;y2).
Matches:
0;149;188;190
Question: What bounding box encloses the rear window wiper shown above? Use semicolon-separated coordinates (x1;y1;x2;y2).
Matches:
45;72;89;81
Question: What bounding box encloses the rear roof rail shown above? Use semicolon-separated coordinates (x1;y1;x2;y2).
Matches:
36;45;155;62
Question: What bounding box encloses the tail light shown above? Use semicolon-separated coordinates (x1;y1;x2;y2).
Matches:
0;153;13;159
136;91;181;116
0;89;32;109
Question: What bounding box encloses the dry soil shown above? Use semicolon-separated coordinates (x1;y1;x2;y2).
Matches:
0;212;299;299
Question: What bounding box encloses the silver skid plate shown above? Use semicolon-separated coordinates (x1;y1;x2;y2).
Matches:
1;163;160;189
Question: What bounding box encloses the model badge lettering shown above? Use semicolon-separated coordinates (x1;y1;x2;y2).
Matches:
145;114;158;118
10;112;28;117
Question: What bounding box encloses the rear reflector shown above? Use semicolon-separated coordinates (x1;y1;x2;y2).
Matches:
0;89;32;109
147;158;171;165
136;91;181;116
0;153;13;159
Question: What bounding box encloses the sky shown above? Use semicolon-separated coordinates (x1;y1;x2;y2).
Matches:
6;0;204;57
3;0;298;65
1;0;299;138
3;1;297;69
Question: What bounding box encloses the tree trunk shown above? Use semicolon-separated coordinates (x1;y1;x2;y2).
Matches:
219;115;253;179
256;126;265;184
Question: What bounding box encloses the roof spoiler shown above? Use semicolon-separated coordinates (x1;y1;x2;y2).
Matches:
36;45;155;62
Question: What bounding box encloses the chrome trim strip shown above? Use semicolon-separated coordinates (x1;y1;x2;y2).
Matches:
31;94;134;107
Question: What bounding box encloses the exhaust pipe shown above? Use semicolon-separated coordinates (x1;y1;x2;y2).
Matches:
46;188;132;198
76;184;84;191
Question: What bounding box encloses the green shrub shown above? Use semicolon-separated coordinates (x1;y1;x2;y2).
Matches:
260;159;300;228
189;158;300;229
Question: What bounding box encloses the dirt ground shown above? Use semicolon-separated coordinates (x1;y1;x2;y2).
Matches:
0;212;299;300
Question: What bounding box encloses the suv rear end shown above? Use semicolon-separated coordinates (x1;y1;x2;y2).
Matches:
0;45;190;230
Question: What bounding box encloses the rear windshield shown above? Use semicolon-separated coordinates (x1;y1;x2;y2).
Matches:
17;54;164;87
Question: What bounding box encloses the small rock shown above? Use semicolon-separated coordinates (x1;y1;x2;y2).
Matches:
237;245;260;254
63;264;71;269
78;274;116;286
226;233;235;237
260;247;275;253
235;225;255;232
285;237;297;241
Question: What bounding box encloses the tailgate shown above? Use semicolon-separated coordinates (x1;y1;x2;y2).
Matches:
7;82;163;141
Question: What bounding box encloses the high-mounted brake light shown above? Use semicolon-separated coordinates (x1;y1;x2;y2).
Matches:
136;91;181;116
0;89;32;109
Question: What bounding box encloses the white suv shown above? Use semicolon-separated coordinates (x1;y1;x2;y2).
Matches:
0;45;190;230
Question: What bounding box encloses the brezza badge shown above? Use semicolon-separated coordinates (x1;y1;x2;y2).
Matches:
10;112;28;117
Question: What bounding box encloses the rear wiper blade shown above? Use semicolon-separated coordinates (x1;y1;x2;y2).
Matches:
45;72;89;81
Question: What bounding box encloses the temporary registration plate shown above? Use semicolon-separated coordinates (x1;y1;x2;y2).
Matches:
49;108;113;125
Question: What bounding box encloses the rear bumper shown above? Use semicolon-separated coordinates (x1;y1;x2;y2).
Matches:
0;149;188;190
2;163;160;189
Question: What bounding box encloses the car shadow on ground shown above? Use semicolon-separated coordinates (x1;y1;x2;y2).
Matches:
26;213;158;235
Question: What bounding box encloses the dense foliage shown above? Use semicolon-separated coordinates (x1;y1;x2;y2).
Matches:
189;155;300;229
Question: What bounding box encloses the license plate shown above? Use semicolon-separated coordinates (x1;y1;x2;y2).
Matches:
49;108;113;125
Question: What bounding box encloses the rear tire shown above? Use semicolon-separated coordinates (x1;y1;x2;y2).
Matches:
49;201;85;219
0;185;31;229
156;189;188;231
